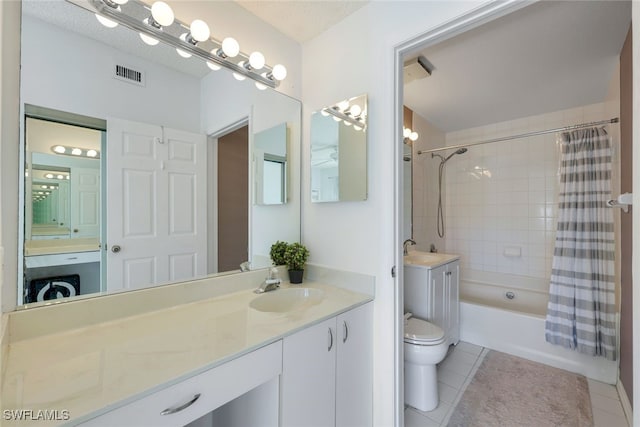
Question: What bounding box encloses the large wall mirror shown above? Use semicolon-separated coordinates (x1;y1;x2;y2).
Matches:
310;94;367;203
17;0;301;307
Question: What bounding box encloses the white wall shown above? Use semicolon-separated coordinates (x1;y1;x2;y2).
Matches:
200;71;301;268
21;16;201;132
170;1;301;99
301;2;488;425
411;112;446;252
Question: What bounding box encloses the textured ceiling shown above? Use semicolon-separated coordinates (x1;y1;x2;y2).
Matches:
234;1;369;43
404;1;631;132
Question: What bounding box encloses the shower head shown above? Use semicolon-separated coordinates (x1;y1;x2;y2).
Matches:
443;147;468;163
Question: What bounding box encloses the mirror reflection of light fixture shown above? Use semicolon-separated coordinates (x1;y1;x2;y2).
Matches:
90;0;287;88
50;145;101;159
403;127;419;143
321;98;367;132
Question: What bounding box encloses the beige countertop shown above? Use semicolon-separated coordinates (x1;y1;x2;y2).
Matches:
403;251;460;269
24;238;101;256
1;280;372;426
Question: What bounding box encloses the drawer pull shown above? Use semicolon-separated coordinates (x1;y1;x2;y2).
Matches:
160;393;201;416
328;328;334;352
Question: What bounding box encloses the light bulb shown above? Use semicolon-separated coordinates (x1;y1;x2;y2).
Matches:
410;131;419;141
344;121;352;126
95;14;118;28
71;148;82;156
207;62;221;71
151;1;174;27
45;173;54;179
271;64;287;81
255;82;267;91
53;145;66;154
349;105;362;117
249;51;265;70
337;101;349;112
233;72;246;81
112;0;128;3
333;116;342;122
87;149;98;158
403;128;411;138
41;185;47;189
139;33;159;46
221;37;240;58
57;174;64;179
189;19;210;42
354;125;363;131
321;110;330;117
176;34;192;58
66;175;70;180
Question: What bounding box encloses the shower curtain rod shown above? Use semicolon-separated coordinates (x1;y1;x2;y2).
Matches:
416;117;619;155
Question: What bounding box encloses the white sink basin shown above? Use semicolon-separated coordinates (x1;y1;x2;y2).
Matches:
250;288;325;313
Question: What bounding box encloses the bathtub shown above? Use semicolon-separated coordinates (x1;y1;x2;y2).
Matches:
458;271;618;384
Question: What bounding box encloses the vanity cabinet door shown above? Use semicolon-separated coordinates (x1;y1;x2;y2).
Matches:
336;302;373;427
447;261;460;345
281;317;337;427
430;265;447;333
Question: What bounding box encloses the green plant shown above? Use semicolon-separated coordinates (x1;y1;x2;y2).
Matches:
284;242;310;271
270;240;289;266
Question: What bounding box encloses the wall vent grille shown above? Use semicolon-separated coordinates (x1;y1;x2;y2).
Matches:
114;64;145;87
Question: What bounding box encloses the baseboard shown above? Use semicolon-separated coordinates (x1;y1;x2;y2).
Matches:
616;379;633;427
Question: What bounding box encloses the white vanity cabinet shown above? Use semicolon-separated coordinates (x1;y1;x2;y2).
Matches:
281;302;373;427
405;258;459;346
78;341;282;427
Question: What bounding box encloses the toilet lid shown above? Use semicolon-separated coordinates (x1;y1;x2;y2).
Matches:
404;317;445;343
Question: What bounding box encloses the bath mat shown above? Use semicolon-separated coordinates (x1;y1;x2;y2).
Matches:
448;351;593;427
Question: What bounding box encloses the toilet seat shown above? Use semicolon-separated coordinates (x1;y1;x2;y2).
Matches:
404;317;446;346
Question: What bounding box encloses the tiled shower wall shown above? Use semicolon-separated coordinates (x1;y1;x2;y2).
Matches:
411;68;620;283
440;101;619;280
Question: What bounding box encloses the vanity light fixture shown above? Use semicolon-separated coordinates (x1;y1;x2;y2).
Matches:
403;127;419;143
322;104;367;131
50;145;101;159
90;0;287;89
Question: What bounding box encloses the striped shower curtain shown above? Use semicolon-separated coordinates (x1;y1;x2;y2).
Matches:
544;127;616;361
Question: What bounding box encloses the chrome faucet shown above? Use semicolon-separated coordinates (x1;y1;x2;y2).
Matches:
403;239;416;255
254;268;281;294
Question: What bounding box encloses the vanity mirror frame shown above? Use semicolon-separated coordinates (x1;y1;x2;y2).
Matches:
310;94;368;203
11;0;302;310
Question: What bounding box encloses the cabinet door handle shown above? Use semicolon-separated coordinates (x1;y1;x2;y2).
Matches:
160;393;201;416
328;327;334;351
343;321;349;343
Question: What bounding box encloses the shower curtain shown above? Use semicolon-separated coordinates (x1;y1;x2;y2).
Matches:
544;127;616;360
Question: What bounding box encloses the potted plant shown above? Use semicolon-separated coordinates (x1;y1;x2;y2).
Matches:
283;242;310;284
269;240;289;266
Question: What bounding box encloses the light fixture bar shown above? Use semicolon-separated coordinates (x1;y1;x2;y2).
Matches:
323;107;367;130
88;0;280;88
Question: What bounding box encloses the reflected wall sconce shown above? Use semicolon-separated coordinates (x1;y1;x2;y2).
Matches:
403;127;419;143
321;100;367;131
51;145;101;159
87;0;287;89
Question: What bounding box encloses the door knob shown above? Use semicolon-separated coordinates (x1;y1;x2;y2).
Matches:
73;229;79;233
111;245;121;253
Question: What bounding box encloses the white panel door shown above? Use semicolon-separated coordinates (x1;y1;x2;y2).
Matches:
336;303;373;427
70;167;100;238
281;317;336;427
163;127;207;282
106;118;206;291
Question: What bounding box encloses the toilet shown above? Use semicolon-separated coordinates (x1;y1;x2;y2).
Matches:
404;314;449;412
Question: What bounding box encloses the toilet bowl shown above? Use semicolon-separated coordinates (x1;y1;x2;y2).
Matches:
404;315;448;412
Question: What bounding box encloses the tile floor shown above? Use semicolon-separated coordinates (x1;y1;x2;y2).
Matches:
404;341;630;427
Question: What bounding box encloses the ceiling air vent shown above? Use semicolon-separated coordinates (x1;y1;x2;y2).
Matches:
114;64;145;87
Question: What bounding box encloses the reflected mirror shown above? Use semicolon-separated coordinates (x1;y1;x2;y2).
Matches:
254;123;288;205
18;0;301;307
310;94;367;202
